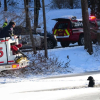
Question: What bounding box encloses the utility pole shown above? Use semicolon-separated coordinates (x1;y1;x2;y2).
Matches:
81;0;93;55
42;0;48;58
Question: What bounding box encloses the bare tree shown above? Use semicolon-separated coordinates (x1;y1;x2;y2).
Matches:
0;1;1;7
24;0;37;54
42;0;48;58
81;0;93;55
69;0;73;9
4;0;7;11
24;0;30;28
34;0;40;34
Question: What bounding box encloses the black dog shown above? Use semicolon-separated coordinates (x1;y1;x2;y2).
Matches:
87;76;95;87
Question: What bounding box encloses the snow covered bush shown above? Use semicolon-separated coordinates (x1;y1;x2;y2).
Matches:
22;52;72;76
0;52;72;78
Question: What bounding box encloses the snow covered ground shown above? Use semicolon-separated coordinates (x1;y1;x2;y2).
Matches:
0;81;100;100
0;71;100;100
0;3;100;100
0;44;100;100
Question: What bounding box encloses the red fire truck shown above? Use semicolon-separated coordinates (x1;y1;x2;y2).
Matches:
52;16;99;47
0;36;29;72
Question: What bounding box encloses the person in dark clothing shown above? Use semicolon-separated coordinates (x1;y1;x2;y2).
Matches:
0;20;23;55
0;21;16;38
0;20;27;57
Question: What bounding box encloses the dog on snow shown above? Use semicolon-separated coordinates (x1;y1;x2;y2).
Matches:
87;76;95;87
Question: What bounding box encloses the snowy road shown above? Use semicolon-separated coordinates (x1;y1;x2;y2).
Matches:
0;72;100;100
59;88;100;100
43;70;100;79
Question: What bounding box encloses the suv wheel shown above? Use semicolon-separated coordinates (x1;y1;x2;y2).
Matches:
60;42;69;47
47;40;54;49
78;35;84;45
93;40;97;44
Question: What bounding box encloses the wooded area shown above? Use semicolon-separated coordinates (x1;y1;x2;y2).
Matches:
2;0;100;55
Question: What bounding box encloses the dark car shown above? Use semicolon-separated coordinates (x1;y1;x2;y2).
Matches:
38;32;57;49
20;32;57;50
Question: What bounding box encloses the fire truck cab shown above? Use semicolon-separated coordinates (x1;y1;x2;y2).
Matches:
52;16;97;47
0;36;29;72
89;16;100;33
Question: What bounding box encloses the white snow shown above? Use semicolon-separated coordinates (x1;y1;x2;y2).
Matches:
0;42;100;100
0;73;100;100
0;2;100;100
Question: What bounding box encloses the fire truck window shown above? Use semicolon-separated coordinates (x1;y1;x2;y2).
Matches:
56;23;68;29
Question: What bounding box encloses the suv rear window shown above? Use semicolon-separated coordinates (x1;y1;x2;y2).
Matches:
56;23;68;29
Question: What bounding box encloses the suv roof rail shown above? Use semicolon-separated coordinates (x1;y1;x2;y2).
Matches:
52;18;70;21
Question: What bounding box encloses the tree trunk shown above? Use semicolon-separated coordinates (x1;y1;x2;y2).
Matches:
34;0;40;34
4;0;7;11
0;1;1;7
69;0;73;9
81;0;93;55
42;0;48;58
34;0;37;34
24;0;37;54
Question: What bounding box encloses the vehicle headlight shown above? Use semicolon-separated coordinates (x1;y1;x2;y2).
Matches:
54;35;56;39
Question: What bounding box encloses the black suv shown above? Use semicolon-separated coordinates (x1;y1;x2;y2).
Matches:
38;32;57;49
20;32;57;50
